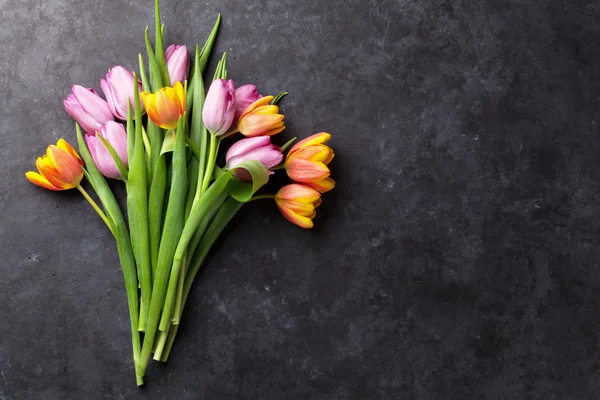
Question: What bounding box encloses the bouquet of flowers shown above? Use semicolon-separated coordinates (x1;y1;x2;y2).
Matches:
24;0;334;386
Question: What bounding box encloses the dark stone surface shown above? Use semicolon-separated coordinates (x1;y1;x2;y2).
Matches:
1;0;600;398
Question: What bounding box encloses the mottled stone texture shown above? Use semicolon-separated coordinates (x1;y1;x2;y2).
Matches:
1;0;599;398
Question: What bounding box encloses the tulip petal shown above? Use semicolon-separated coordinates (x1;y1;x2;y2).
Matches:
47;146;83;187
286;159;330;183
239;96;274;118
238;114;285;137
36;156;69;189
291;132;331;151
305;177;335;193
25;171;61;191
56;138;83;166
276;204;314;229
276;184;321;203
155;90;180;130
288;144;332;163
173;81;186;114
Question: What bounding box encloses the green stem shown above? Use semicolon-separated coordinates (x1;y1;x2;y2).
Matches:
249;194;275;201
138;297;146;332
76;124;143;385
161;197;243;363
138;115;187;375
185;136;201;159
200;134;219;195
153;327;170;361
76;185;114;235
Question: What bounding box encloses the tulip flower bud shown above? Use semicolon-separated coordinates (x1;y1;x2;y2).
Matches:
165;45;190;85
85;121;129;180
275;184;322;229
234;85;262;121
202;79;236;136
141;81;186;130
25;139;84;191
101;66;144;120
237;96;285;137
225;136;283;181
64;85;114;134
285;132;335;193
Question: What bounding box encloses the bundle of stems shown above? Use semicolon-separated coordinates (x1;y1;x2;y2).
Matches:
76;0;270;385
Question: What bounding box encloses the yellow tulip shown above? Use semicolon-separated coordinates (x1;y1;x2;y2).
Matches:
140;81;186;130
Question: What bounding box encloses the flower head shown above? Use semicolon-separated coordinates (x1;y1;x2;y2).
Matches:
101;66;144;120
64;85;114;133
237;96;285;137
165;45;190;85
203;79;236;136
275;184;322;229
25;139;84;191
141;81;186;130
85;121;128;180
285;132;335;193
225;136;283;181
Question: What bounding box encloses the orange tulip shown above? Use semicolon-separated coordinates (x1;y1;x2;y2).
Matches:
140;81;186;130
26;139;84;191
285;132;335;193
237;96;285;137
275;184;322;229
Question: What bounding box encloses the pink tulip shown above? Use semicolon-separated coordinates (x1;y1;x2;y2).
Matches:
234;84;263;121
165;45;190;85
64;85;114;133
202;79;236;136
85;121;128;180
101;66;143;120
225;136;283;181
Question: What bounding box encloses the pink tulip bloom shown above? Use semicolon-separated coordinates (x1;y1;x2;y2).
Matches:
226;136;283;181
85;121;128;180
101;66;143;120
202;79;236;136
64;85;114;133
165;45;190;85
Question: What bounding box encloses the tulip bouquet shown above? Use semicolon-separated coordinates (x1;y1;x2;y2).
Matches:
24;0;334;387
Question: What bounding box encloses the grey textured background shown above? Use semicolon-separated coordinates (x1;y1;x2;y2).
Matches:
2;0;600;399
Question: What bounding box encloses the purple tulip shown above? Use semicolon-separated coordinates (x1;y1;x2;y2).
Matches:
225;136;283;181
234;84;263;120
165;45;190;85
85;121;128;180
64;85;114;133
202;79;236;136
100;66;143;120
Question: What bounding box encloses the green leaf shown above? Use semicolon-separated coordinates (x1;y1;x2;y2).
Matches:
270;91;289;105
280;136;297;152
225;160;270;202
138;53;150;93
96;133;129;181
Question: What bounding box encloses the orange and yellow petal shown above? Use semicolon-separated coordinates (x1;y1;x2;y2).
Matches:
262;124;286;137
305;177;335;193
276;184;321;204
238;114;285;137
47;146;83;186
239;96;274;118
36;157;75;189
172;81;186;113
291;132;331;151
56;139;83;166
286;159;330;183
287;144;332;163
276;205;314;229
25;171;61;191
